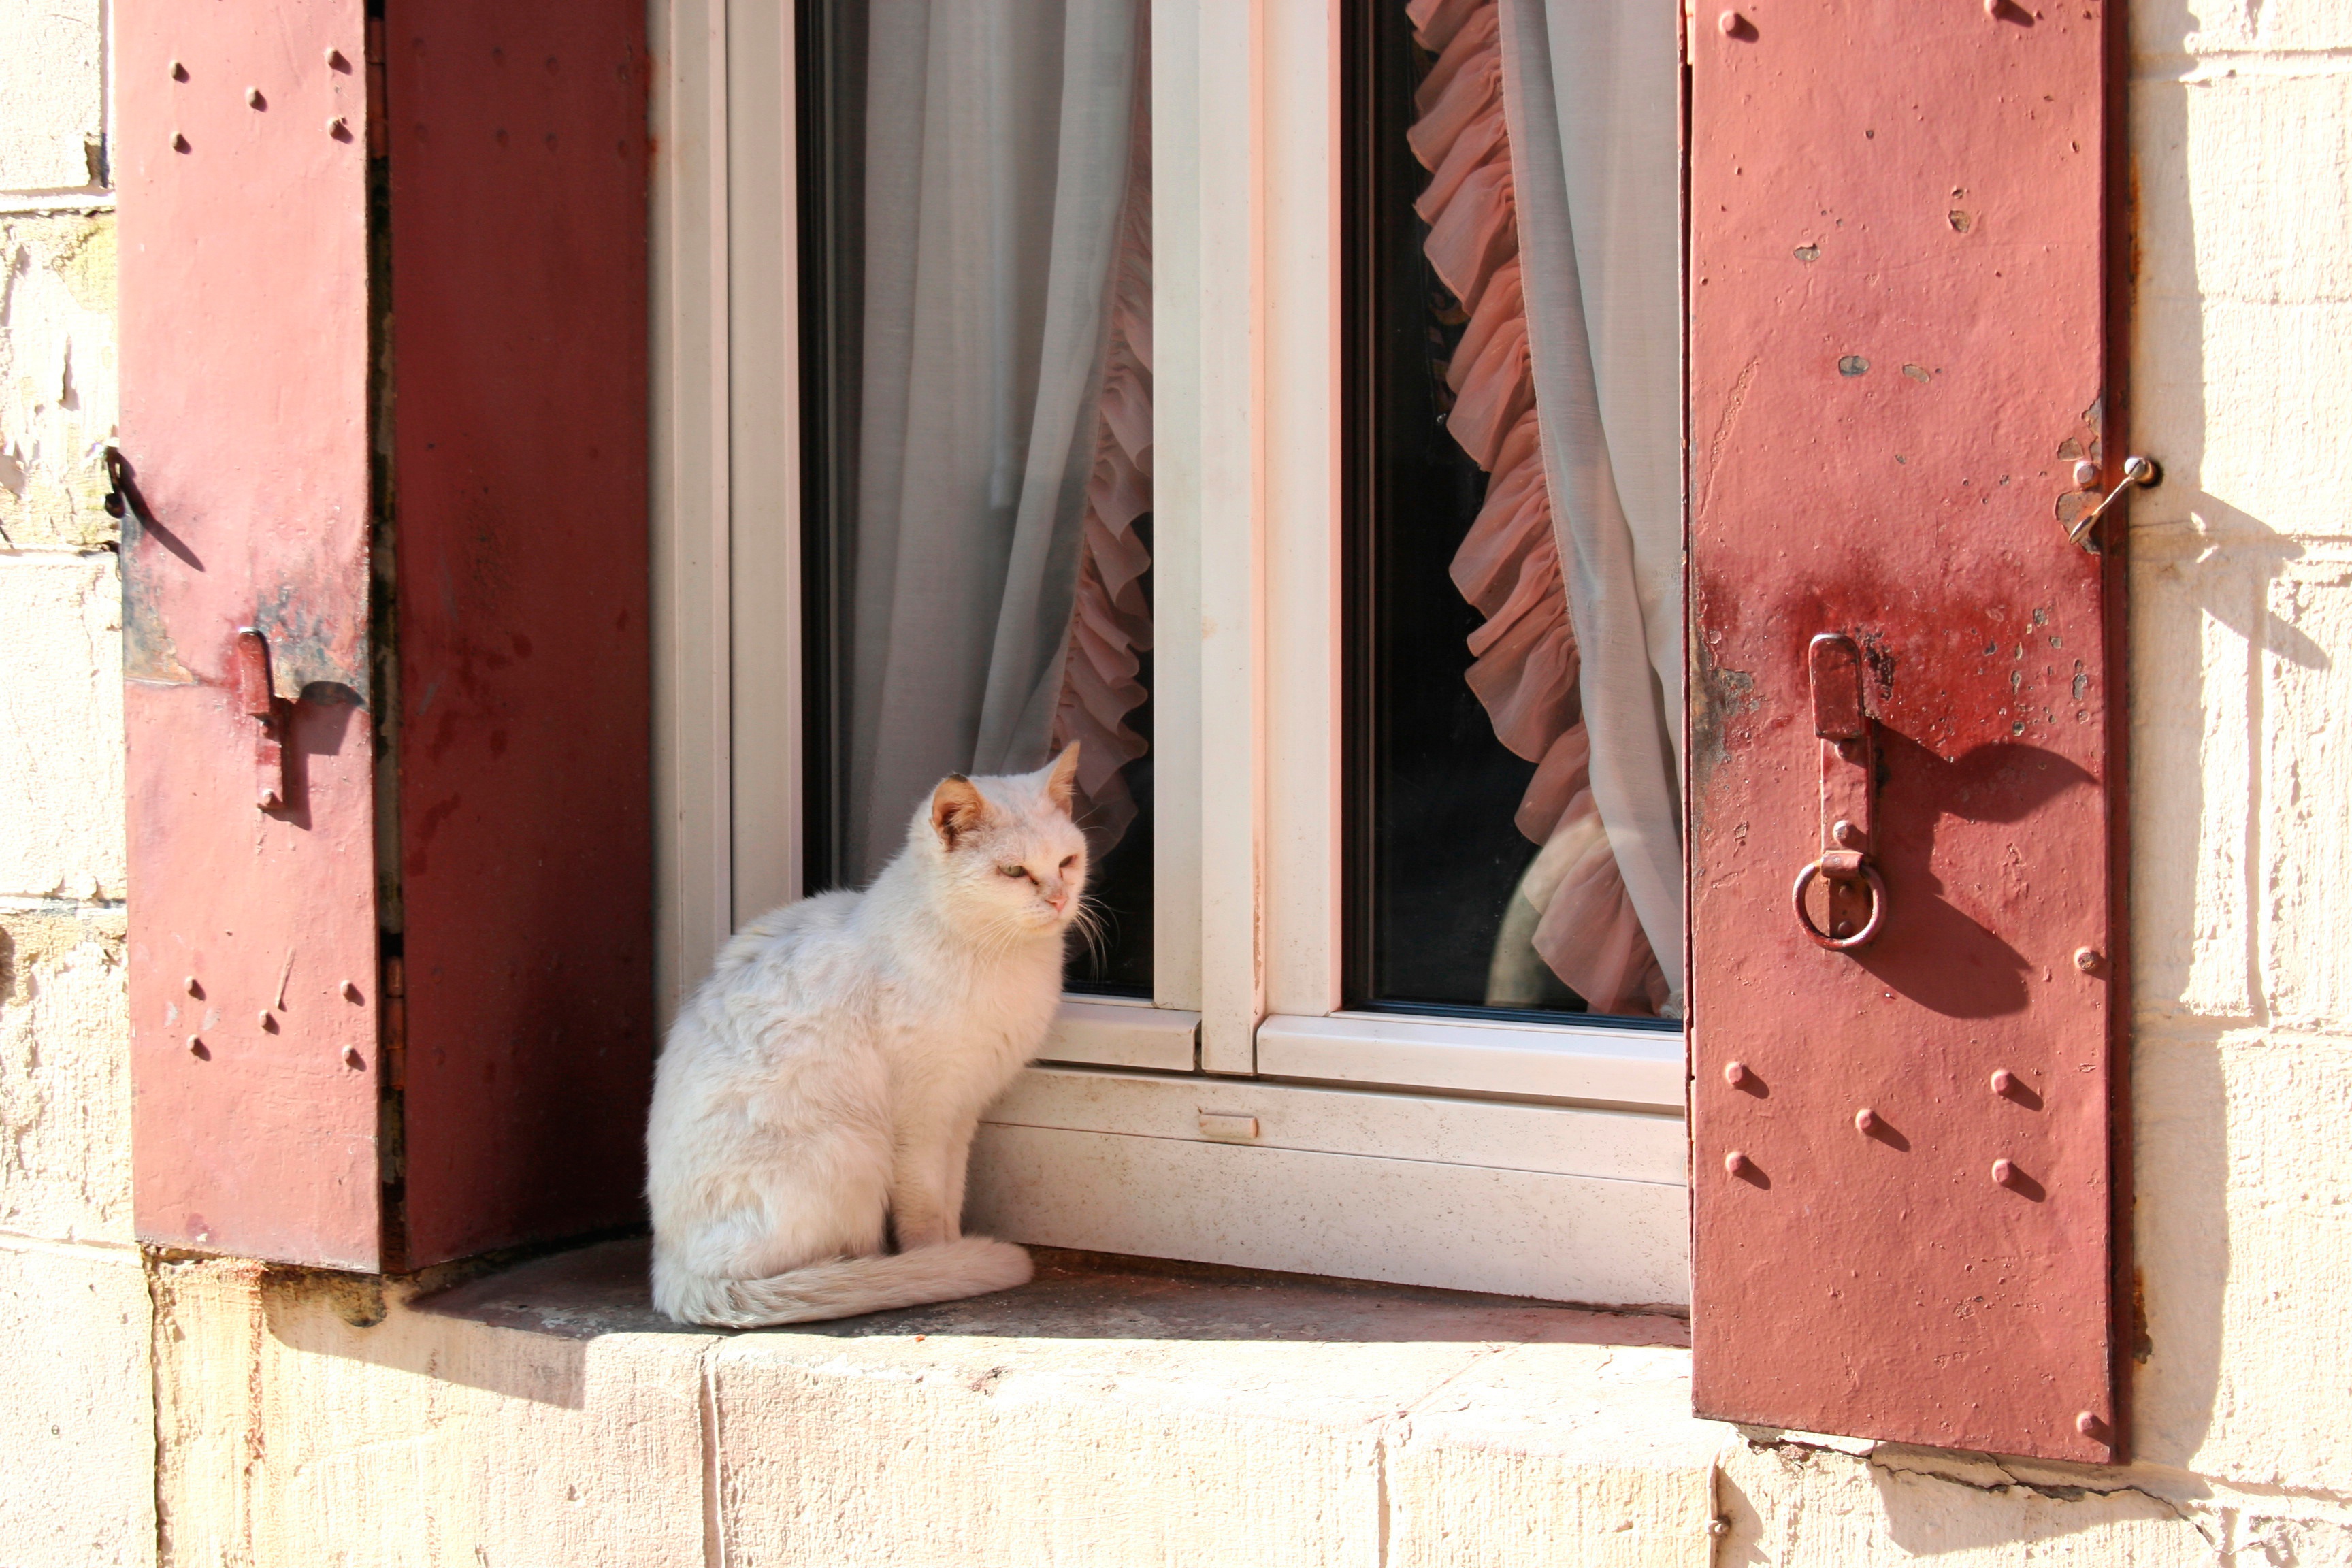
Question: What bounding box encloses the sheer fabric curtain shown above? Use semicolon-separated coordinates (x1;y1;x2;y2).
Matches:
846;0;1146;880
1407;0;1682;1013
1499;0;1684;1006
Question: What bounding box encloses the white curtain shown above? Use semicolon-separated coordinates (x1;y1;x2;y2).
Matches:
847;0;1145;879
1497;0;1686;999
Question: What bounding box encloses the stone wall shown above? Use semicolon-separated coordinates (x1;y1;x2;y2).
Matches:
0;7;154;1567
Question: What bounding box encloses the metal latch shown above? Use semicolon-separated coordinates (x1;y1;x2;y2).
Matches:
233;629;290;811
1792;632;1886;949
2065;454;2160;551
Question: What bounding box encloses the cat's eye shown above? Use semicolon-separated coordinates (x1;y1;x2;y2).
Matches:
1060;855;1079;870
998;864;1030;881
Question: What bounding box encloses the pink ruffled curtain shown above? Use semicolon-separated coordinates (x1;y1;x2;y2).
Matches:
1406;0;1671;1015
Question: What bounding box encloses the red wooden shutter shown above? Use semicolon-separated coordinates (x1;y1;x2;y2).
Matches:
382;1;653;1268
122;0;650;1271
120;0;386;1269
1686;0;2129;1463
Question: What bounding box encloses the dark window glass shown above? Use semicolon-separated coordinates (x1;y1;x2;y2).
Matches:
1346;0;1683;1023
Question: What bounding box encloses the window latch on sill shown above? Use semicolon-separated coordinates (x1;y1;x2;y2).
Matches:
1791;632;1886;950
233;628;292;812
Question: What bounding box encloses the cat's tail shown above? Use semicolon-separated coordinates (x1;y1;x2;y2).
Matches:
653;1237;1034;1329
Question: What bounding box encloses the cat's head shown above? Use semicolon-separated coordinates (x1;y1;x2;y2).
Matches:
915;744;1090;938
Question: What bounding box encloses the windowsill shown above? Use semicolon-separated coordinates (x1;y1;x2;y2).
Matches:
415;1237;1732;1515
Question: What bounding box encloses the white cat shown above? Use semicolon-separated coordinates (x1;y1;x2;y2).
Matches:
647;746;1088;1327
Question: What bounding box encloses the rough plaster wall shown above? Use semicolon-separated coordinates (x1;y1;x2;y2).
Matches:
1;902;130;1241
1;214;120;549
0;0;105;195
1712;1437;2352;1566
0;1241;155;1567
2128;0;2352;1513
0;554;126;898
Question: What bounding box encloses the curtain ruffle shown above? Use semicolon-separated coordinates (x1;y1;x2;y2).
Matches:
1408;0;1665;1016
1049;73;1154;851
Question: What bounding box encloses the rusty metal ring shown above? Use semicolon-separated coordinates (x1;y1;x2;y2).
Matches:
1791;859;1888;951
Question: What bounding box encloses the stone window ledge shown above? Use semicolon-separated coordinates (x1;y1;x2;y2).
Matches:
409;1237;1731;1563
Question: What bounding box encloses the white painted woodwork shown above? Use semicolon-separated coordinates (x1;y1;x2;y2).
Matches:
649;0;735;1028
1262;0;1348;1025
1184;0;1265;1073
723;0;804;926
1256;1013;1688;1111
1037;997;1201;1073
968;1115;1689;1308
985;1064;1686;1184
1148;0;1205;1017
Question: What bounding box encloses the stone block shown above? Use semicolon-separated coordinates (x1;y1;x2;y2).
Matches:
0;555;122;900
0;1;103;194
0;213;118;550
2138;0;2352;58
2136;1028;2352;1496
0;902;129;1243
150;1256;708;1567
0;1239;154;1567
2129;538;2259;1021
1716;1437;2215;1566
2261;563;2352;1031
2131;72;2352;532
1385;1339;1723;1568
710;1319;1393;1565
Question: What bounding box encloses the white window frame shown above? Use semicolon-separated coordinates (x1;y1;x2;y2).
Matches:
650;0;1690;1307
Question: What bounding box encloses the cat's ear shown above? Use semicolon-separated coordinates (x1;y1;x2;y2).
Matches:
930;774;988;849
1044;742;1081;813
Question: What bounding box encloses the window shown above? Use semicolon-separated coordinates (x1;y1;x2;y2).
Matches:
657;0;1690;1307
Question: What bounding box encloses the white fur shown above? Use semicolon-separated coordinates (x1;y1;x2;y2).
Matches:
647;747;1088;1328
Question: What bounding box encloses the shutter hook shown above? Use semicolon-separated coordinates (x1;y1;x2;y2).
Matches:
1793;634;1889;951
233;628;291;812
2065;455;2159;551
102;446;148;523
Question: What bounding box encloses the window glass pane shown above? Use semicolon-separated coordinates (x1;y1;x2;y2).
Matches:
1350;0;1683;1021
802;0;1154;992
